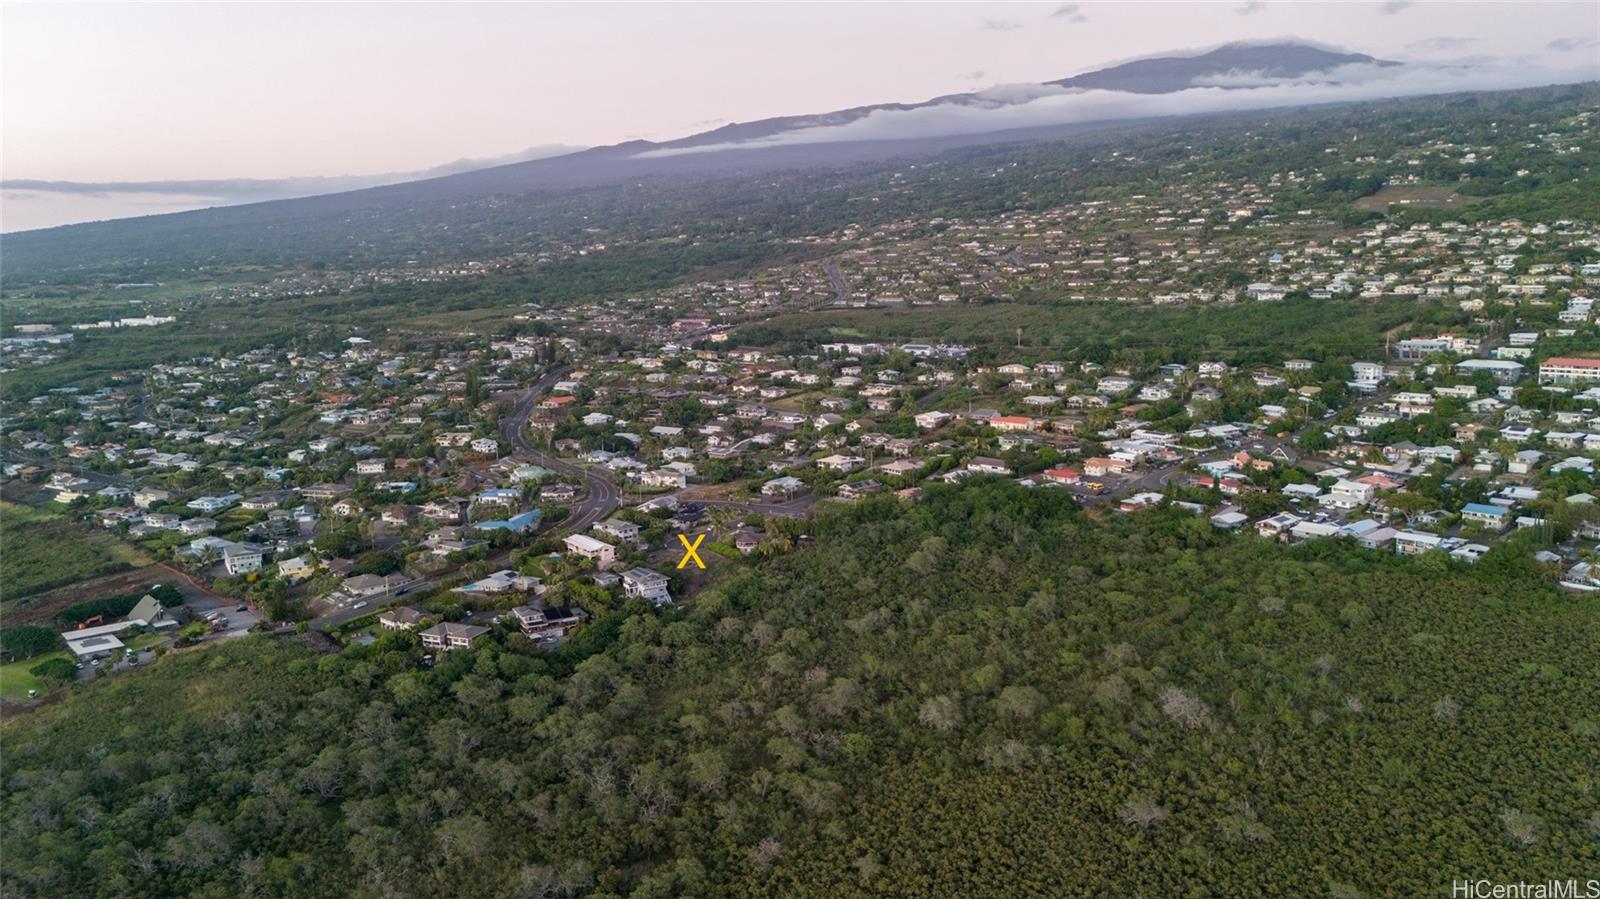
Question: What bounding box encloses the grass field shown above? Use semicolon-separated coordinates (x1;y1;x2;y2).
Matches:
0;501;152;604
0;650;71;700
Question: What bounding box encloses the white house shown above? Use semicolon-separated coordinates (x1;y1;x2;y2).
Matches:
223;543;264;575
564;534;616;566
621;567;673;606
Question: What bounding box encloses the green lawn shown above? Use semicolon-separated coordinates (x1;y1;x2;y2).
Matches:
124;633;167;652
0;651;71;700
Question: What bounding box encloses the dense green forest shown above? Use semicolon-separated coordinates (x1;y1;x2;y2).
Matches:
4;481;1595;897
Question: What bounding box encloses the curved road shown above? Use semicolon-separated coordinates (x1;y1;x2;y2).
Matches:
495;370;621;535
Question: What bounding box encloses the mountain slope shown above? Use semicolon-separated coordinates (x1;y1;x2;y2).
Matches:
1051;42;1394;93
6;42;1585;282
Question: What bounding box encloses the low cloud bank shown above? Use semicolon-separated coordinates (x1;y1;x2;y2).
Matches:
636;62;1598;159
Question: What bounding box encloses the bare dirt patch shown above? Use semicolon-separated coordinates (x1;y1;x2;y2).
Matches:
1355;185;1487;213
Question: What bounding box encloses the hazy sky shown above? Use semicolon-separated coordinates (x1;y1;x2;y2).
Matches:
4;0;1597;184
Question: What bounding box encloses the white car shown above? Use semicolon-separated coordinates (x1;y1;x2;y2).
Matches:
352;601;368;610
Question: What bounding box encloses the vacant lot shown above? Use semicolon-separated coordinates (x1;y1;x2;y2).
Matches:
1;501;152;607
1354;184;1487;213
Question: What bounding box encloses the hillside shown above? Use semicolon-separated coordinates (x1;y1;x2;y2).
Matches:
8;42;1578;284
3;482;1596;897
6;82;1598;292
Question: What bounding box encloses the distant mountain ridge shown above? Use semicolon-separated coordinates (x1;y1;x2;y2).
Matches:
1049;42;1395;93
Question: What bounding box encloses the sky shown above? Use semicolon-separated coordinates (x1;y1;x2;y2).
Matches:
2;0;1597;229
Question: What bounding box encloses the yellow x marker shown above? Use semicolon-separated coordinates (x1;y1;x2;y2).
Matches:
677;533;706;569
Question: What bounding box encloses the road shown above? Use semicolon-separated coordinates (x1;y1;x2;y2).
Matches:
309;369;635;632
496;369;622;535
824;262;848;305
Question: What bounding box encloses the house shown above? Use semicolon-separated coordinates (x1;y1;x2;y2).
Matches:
734;529;761;555
1394;530;1443;555
1539;356;1600;385
1289;521;1342;542
474;488;519;507
915;411;953;430
541;484;578;502
379;607;425;631
621;567;673;605
132;487;171;509
1041;468;1081;485
187;493;241;514
989;415;1037;432
762;475;806;497
965;457;1012;476
343;574;399;597
455;570;542;595
64;633;126;661
1083;457;1132;477
222;543;264;575
179;518;218;536
878;458;923;477
1210;510;1249;530
594;519;642;542
838;479;883;500
474;509;540;534
506;602;586;645
564;534;616;566
1454;359;1524;383
1460;503;1511;529
125;594;178;632
1319;480;1374;511
1507;450;1543;475
419;622;490;652
817;454;866;473
277;555;317;582
640;469;688;489
1256;512;1303;540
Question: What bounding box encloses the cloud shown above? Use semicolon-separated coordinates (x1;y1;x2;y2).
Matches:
1380;0;1413;13
1051;3;1088;23
1235;1;1265;15
633;59;1600;160
1191;61;1405;89
1548;36;1599;52
980;18;1024;31
961;70;987;81
1406;37;1477;53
